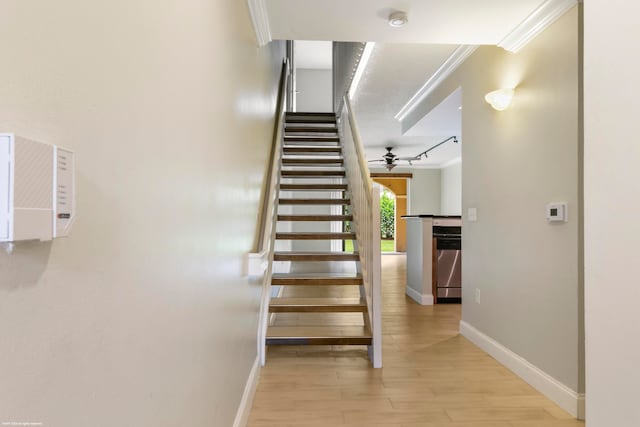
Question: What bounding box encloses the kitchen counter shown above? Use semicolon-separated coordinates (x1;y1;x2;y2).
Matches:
402;215;462;305
401;215;462;219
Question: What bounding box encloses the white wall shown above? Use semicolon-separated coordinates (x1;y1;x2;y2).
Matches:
402;6;583;411
0;1;284;426
296;69;333;112
458;7;582;395
370;167;441;215
409;169;442;215
441;161;462;215
585;1;640;424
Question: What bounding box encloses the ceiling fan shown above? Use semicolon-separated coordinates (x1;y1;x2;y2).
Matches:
368;136;459;171
368;147;419;171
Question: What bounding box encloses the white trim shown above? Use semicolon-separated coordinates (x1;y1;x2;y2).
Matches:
498;0;577;53
247;0;272;47
405;286;434;305
395;45;478;122
246;250;268;277
460;321;584;419
232;356;261;427
348;43;376;100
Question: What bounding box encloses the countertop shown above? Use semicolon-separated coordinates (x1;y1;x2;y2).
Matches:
401;215;462;219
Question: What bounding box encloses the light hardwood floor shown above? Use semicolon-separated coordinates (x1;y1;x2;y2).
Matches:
248;255;585;427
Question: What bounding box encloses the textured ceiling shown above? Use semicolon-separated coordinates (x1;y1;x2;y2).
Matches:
272;0;555;168
351;44;461;167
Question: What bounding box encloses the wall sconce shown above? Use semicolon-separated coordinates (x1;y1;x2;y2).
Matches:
485;88;515;111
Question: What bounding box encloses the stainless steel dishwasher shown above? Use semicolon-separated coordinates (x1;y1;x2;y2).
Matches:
433;222;462;303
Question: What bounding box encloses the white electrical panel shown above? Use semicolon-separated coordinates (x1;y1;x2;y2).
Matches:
0;134;75;242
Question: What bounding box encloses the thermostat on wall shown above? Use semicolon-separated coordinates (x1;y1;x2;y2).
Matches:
546;202;567;222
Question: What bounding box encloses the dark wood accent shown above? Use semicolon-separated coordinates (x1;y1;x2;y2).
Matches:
284;136;340;141
370;172;413;178
276;232;356;240
285;126;338;133
283;146;341;154
269;298;366;313
285;117;336;124
271;273;362;286
281;170;345;177
255;61;288;252
286;112;336;117
277;214;353;221
284;137;340;145
279;183;347;191
266;326;372;346
278;198;351;205
273;252;359;261
282;158;344;165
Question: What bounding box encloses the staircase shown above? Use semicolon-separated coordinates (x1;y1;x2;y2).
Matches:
265;112;373;348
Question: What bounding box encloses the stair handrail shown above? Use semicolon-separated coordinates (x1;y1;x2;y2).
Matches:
344;97;373;204
248;59;289;366
340;95;382;368
255;59;289;255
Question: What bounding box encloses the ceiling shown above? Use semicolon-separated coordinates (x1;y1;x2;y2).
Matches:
260;0;571;168
265;0;543;44
351;44;462;168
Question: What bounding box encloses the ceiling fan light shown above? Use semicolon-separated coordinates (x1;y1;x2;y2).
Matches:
385;163;397;171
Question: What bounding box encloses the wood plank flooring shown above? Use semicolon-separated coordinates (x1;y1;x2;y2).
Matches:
248;255;585;427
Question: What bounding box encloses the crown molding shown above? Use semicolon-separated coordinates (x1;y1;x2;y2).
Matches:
247;0;272;47
498;0;577;53
394;45;477;122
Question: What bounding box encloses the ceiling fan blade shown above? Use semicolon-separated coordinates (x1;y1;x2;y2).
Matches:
368;159;384;163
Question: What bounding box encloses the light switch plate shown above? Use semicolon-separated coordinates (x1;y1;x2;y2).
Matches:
467;207;477;222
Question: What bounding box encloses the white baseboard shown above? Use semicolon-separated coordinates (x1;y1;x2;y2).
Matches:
232;356;261;427
406;286;434;305
460;321;584;419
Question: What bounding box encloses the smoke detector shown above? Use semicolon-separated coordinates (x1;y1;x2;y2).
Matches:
388;12;408;28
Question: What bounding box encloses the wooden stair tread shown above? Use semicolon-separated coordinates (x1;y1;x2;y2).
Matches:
274;252;359;261
279;198;350;205
281;170;346;177
285;126;338;133
283;142;340;147
283;147;341;154
266;326;372;345
280;183;347;191
269;298;366;312
284;137;340;143
286;117;336;124
286;112;336;117
277;214;353;221
276;232;355;240
272;273;362;286
282;158;343;164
